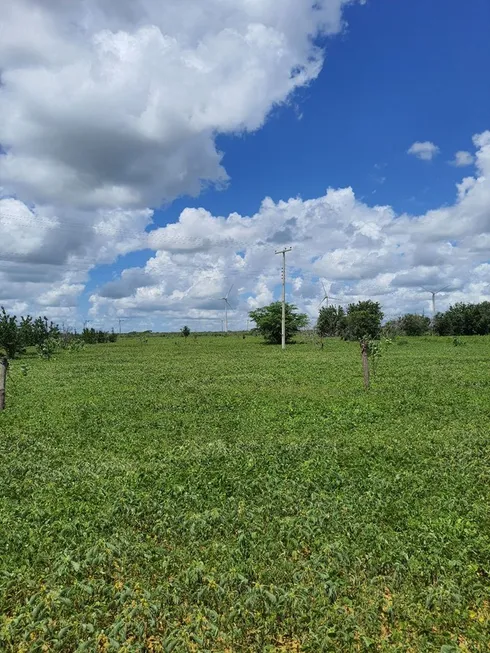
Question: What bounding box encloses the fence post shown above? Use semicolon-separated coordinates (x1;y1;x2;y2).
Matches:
360;340;370;390
0;357;7;411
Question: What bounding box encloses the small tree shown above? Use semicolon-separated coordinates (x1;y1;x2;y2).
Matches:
0;307;25;359
181;325;191;338
316;305;346;338
344;301;383;340
400;313;431;336
249;302;308;345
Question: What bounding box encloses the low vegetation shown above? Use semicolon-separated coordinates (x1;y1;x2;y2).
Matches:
1;335;489;650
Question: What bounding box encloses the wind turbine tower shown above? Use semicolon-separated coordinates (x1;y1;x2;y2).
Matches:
220;285;233;333
422;285;449;320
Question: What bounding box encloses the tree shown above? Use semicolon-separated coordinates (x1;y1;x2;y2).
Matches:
316;305;346;338
181;325;191;338
249;302;308;344
433;311;453;336
433;302;490;336
400;313;431;336
0;307;25;359
344;301;383;340
0;307;60;359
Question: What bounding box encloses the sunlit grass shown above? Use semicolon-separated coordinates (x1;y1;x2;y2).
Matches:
1;335;489;651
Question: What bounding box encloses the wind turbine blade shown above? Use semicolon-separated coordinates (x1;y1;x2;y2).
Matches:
226;284;234;299
437;285;450;294
321;281;327;296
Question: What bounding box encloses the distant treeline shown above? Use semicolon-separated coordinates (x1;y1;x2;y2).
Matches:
433;302;490;336
81;328;117;344
385;302;490;336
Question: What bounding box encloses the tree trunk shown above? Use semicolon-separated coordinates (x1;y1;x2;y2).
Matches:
0;357;7;411
360;341;370;390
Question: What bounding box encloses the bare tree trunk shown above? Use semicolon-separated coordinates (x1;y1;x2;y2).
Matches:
0;357;7;411
360;341;370;390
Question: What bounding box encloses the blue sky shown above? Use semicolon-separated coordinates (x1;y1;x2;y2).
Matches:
1;0;490;330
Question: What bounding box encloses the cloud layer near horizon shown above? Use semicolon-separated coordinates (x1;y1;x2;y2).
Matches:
91;132;490;329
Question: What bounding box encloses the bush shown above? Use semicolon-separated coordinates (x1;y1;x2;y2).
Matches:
37;338;59;360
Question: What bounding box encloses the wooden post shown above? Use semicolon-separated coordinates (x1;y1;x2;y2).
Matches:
0;357;7;411
360;340;370;390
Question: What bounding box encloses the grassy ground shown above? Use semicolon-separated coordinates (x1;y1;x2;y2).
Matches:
0;335;489;652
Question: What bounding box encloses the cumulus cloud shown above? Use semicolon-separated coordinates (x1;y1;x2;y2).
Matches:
407;141;440;161
89;131;490;329
0;0;356;209
2;2;489;331
0;0;360;323
450;150;475;167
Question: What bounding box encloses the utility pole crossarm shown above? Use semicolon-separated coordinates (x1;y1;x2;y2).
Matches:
275;247;292;350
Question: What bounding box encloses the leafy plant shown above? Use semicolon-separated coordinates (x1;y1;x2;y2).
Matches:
68;339;85;353
1;334;489;650
36;337;59;360
181;325;191;338
366;338;382;377
0;307;25;359
453;336;466;347
344;301;383;340
249;302;308;344
316;305;346;338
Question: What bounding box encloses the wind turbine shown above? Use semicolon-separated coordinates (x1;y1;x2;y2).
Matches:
220;284;233;333
422;285;450;320
319;281;343;308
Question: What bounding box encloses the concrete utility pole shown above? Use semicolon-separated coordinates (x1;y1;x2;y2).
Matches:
275;247;292;350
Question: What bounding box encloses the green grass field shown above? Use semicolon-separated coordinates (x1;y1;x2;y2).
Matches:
1;335;489;652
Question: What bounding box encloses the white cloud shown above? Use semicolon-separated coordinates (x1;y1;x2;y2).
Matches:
1;2;489;331
88;131;490;329
407;141;440;161
0;0;360;323
0;0;355;209
450;150;474;167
